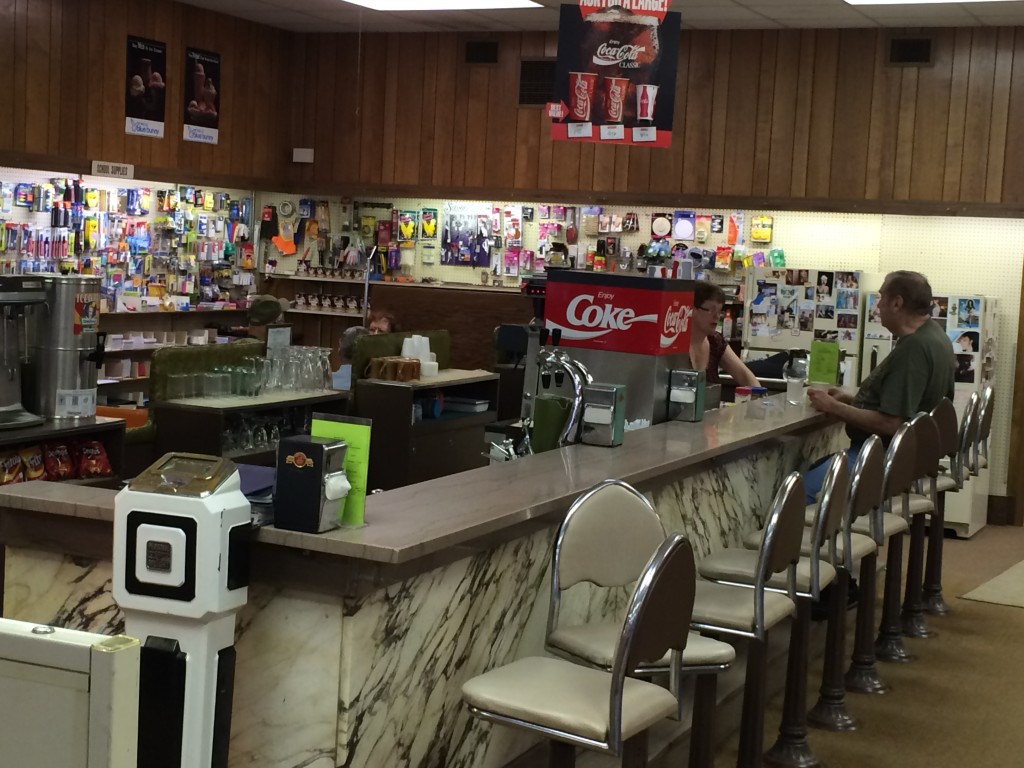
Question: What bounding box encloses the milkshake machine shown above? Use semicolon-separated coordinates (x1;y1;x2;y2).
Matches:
24;274;105;420
113;453;251;768
0;275;47;428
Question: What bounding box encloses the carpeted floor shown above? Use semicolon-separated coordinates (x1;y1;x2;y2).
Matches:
714;523;1024;768
961;558;1024;608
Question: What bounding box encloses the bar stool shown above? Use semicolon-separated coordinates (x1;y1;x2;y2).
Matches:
855;417;917;663
544;480;736;768
921;398;963;616
808;436;884;731
462;533;697;768
688;472;805;768
701;457;846;768
899;412;942;639
976;384;994;471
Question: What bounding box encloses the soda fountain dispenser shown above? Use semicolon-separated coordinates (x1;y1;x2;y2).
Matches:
113;453;251;768
0;275;47;429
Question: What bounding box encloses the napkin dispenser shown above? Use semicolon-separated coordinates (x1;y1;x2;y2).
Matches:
274;435;351;533
581;383;626;447
668;369;706;422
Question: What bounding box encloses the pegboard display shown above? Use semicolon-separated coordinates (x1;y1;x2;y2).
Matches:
0;165;255;308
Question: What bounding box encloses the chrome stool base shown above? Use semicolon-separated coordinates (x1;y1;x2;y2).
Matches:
924;592;952;615
844;664;891;695
900;611;937;638
875;635;915;663
807;700;858;732
763;740;822;768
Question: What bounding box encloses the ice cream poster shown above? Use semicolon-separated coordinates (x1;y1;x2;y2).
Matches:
550;1;680;147
125;36;167;138
183;48;220;144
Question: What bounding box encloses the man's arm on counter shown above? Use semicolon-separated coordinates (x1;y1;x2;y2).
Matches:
808;388;904;437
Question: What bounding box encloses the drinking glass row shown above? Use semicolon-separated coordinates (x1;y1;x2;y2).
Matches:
166;347;333;400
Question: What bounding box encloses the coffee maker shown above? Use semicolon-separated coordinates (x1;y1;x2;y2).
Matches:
0;275;47;429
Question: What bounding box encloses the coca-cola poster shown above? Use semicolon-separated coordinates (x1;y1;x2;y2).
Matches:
551;1;680;147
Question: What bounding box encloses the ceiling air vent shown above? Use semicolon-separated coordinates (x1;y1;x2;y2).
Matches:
465;40;499;64
889;36;933;66
518;59;556;106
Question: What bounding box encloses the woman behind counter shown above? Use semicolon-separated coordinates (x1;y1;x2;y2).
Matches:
689;281;760;387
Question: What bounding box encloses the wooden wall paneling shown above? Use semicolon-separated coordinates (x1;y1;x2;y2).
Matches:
24;0;51;156
942;28;973;202
960;28;998;202
550;131;581;191
228;20;255;179
100;0;127;164
680;33;716;195
984;27;1015;204
333;36;362;186
154;0;183;173
58;0;85;160
462;62;490;189
289;36;313;185
750;30;778;198
0;0;16;150
828;29;877;200
706;31;732;196
485;34;520;191
591;142;616;193
908;29;954;201
1010;263;1024;517
1001;30;1024;205
892;67;918;200
391;32;425;187
45;0;62;158
805;30;839;199
12;0;28;152
648;30;689;196
766;31;800;198
513;33;543;191
358;35;388;185
576;142;595;192
313;36;339;187
448;36;473;189
248;22;276;180
210;10;237;178
612;145;630;192
626;147;651;195
379;34;402;187
534;32;560;190
788;31;816;198
865;32;901;200
416;34;439;188
431;33;458;188
720;31;762;197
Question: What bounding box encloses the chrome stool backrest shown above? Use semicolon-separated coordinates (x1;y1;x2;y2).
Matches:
843;435;884;569
808;453;849;599
910;412;943;500
608;534;696;753
753;472;806;630
931;398;960;488
879;420;917;540
548;480;666;641
960;391;982;477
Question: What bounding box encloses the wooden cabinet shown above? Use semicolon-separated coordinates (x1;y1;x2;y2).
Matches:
354;370;499;491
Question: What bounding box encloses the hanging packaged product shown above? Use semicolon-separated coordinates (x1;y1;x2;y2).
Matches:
728;211;744;245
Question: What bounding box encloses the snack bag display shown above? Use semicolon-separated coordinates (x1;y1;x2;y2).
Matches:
44;443;76;480
18;445;47;481
0;451;24;484
78;441;113;478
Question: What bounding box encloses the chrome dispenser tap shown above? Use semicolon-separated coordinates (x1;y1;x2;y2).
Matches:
537;345;593;447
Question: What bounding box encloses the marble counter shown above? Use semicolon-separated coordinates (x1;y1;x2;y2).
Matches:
1;394;846;768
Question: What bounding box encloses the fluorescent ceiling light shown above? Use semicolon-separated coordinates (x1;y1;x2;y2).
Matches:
343;0;542;10
845;0;1020;4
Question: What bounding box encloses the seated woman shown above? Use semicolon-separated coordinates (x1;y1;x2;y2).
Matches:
333;325;370;390
367;309;398;335
689;281;759;387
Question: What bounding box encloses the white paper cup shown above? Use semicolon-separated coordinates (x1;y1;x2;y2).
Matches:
421;361;439;378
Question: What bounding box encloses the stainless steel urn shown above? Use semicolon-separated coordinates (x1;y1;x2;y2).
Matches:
25;274;104;421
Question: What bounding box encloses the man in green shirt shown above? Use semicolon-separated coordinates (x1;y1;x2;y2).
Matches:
804;270;955;501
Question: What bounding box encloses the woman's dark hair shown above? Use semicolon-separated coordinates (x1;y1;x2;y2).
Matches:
367;309;399;333
882;271;932;315
694;281;727;308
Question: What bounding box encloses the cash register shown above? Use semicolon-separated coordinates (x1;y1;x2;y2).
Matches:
113;453;250;768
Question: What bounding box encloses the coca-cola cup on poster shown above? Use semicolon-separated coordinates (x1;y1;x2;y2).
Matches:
568;71;598;122
636;84;659;123
603;76;630;124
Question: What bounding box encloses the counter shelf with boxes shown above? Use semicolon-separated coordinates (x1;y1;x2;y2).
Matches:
0;417;124;488
354;369;499;491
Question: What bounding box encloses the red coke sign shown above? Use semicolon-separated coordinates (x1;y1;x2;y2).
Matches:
544;271;694;356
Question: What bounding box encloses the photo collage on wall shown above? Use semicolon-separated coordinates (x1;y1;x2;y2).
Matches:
937;295;985;386
747;268;861;352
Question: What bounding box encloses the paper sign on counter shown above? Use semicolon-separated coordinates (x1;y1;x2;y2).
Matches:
600;124;625;141
632;126;657;143
568;122;594;139
312;415;372;528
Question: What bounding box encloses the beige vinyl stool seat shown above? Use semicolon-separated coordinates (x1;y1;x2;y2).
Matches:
688;472;813;768
851;511;908;539
463;534;698;767
744;526;877;565
977;455;988;469
543;480;734;768
699;549;837;595
935;474;958;494
903;493;934;515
